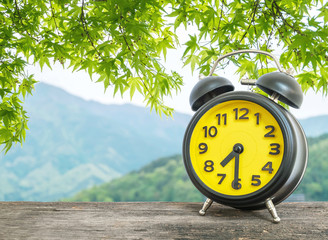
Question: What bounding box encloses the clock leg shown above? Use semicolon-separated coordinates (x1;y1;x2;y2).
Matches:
265;199;281;223
199;198;213;216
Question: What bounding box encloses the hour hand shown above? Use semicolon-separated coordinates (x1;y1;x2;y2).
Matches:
220;151;235;167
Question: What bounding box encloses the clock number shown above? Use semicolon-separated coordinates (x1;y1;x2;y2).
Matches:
216;113;227;125
254;113;260;125
217;173;226;184
251;175;261;186
203;126;217;138
204;160;214;172
232;179;242;190
269;143;280;155
262;162;273;174
233;108;249;120
264;125;275;137
198;143;208;154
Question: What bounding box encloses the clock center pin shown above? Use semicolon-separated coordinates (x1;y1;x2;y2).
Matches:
233;143;244;154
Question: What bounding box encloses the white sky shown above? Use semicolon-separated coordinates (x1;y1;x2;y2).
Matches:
25;26;328;120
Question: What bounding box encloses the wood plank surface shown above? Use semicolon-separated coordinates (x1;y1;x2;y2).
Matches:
0;201;327;239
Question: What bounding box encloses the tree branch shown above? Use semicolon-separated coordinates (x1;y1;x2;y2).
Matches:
0;59;15;73
80;0;102;59
216;1;225;31
118;24;135;57
49;0;60;34
240;0;260;43
117;23;171;112
272;1;303;36
13;0;38;41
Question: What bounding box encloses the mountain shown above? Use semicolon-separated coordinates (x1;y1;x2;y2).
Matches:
0;83;191;201
299;115;328;137
68;134;328;202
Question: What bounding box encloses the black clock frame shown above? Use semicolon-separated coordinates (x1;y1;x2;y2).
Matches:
183;91;308;210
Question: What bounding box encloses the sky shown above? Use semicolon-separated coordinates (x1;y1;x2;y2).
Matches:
25;25;328;120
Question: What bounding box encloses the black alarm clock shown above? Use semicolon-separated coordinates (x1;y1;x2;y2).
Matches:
182;50;308;223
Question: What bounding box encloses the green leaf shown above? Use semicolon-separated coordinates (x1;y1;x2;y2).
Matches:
184;54;199;73
0;128;13;143
182;35;199;58
127;77;142;100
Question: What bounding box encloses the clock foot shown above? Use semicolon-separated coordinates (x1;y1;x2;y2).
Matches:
199;198;213;216
265;199;281;223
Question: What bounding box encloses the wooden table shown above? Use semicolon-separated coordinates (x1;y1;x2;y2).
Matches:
0;201;327;239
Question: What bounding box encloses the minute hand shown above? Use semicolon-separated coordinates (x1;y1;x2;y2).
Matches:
231;153;241;190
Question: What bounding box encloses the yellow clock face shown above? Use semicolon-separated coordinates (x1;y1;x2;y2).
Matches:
188;100;285;196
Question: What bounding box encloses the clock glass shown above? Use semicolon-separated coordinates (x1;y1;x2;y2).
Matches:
189;99;285;196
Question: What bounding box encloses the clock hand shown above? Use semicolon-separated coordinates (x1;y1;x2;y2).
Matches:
232;153;242;190
220;151;235;167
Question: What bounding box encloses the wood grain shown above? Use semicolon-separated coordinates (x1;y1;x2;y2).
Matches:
0;202;327;239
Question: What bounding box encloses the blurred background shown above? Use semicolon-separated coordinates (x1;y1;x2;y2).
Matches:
1;42;328;203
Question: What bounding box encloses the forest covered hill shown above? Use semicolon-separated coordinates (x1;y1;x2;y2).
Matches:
68;134;328;202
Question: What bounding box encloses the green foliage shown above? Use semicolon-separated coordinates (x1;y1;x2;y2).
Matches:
173;0;328;91
0;0;183;151
1;0;327;152
66;155;204;202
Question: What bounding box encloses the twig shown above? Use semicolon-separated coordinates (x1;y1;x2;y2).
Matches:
50;0;60;34
13;0;39;41
80;0;102;58
240;0;260;43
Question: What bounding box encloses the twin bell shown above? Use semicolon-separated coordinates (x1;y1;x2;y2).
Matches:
189;71;303;112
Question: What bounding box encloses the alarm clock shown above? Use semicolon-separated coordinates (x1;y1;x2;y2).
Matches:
182;50;308;223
